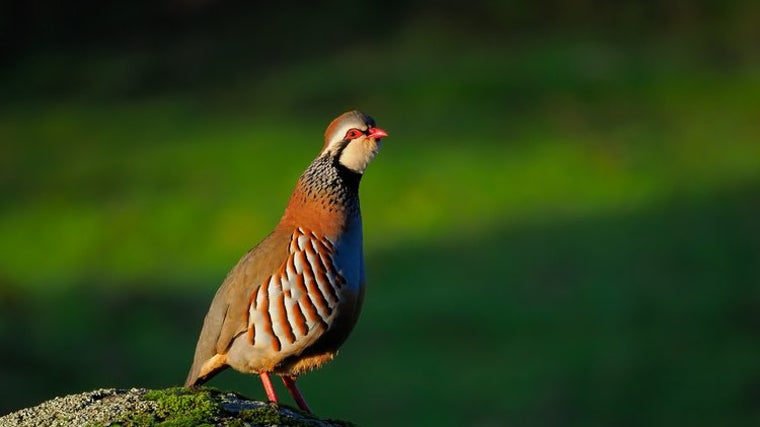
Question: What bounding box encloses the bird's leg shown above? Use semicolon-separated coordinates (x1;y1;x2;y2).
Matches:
281;375;312;413
259;372;278;403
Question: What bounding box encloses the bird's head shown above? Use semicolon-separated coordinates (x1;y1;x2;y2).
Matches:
321;110;387;174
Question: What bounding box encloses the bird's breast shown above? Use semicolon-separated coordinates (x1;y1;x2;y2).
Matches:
330;214;365;292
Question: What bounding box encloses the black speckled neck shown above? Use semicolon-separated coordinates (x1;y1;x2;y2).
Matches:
298;154;362;215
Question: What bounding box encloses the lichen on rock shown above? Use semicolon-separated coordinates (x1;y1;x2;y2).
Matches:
0;387;354;427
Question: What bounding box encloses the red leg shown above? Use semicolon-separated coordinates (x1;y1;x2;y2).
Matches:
281;375;312;413
259;372;278;403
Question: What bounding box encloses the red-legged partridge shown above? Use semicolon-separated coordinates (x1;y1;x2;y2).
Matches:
184;111;387;413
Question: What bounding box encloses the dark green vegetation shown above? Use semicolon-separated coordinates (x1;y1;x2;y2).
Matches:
1;2;759;426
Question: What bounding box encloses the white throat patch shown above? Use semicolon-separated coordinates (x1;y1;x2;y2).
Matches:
338;139;381;174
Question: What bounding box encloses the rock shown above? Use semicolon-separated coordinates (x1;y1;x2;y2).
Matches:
0;387;354;427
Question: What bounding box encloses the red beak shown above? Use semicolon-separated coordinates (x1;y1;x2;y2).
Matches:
367;127;388;139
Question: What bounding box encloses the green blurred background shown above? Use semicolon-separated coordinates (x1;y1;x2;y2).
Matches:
1;1;759;425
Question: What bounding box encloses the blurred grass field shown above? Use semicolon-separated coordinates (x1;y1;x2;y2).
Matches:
1;19;760;427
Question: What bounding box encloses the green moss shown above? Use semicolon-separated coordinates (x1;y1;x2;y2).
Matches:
106;387;219;426
239;406;294;425
101;387;351;427
142;387;218;426
223;419;247;427
236;404;356;427
114;412;156;427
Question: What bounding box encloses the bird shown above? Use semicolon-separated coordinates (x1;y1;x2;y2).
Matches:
184;110;387;414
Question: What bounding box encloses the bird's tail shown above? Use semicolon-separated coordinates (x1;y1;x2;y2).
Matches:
185;353;227;387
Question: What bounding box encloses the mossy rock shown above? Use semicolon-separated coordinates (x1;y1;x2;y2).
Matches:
0;387;354;427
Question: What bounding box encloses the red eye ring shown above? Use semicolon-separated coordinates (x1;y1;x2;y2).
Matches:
345;128;363;140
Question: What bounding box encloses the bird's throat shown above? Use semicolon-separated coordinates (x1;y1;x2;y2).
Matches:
278;156;362;238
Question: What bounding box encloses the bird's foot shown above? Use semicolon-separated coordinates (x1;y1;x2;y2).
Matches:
282;375;312;414
259;372;278;403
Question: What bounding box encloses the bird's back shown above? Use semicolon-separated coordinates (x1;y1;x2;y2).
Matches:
185;230;290;385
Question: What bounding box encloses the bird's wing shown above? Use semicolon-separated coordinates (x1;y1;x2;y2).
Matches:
244;227;346;359
185;230;289;386
185;227;347;385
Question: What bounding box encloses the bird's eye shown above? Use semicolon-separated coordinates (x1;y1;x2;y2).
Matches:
345;129;363;140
